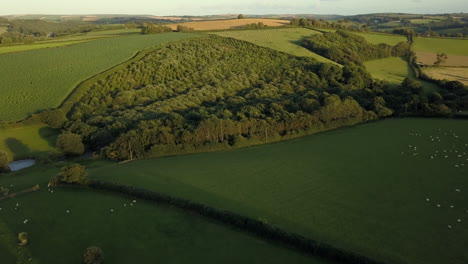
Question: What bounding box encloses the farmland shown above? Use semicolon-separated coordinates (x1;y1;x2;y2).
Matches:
212;28;339;64
423;67;468;85
415;52;468;67
0;32;201;122
89;118;468;264
0;40;88;55
167;18;290;31
0;124;59;161
0;165;319;264
352;32;406;45
413;37;468;56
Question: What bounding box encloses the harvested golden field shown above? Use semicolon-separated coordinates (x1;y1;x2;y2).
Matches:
168;19;290;31
416;52;468;67
423;67;468;85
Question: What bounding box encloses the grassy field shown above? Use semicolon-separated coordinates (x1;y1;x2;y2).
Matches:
413;37;468;56
90;118;468;264
167;18;290;31
353;32;406;45
0;26;7;34
0;164;322;264
415;52;468;67
0;40;89;55
0;124;59;161
364;57;439;93
423;67;468;85
213;28;339;64
0;32;201;122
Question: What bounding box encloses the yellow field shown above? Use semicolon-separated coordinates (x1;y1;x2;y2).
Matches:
416;52;468;67
423;67;468;85
168;19;290;31
0;27;7;34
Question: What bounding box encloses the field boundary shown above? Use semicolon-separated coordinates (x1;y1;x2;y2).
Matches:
74;180;387;264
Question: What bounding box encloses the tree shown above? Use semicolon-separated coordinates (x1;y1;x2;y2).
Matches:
50;164;88;186
83;246;104;264
434;53;448;66
238;14;245;19
56;133;85;156
0;151;10;173
18;232;28;246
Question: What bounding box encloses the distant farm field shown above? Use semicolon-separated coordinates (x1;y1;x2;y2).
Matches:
0;26;7;34
423;67;468;85
91;118;468;264
213;28;338;64
352;32;406;45
0;165;322;264
0;124;59;161
413;37;468;56
168;18;290;31
415;51;468;67
0;32;200;122
0;40;89;55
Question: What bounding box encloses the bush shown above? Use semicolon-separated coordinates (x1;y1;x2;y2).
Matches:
18;232;28;246
56;133;85;156
0;151;10;173
83;246;104;264
50;164;88;186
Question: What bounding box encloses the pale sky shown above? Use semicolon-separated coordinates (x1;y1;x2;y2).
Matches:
1;0;467;16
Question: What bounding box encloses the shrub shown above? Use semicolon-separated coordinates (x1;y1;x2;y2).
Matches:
0;151;10;173
18;232;28;246
83;246;104;264
50;164;88;186
56;133;85;156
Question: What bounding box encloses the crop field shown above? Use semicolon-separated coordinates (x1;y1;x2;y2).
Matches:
413;37;468;56
0;26;7;34
423;67;468;85
213;28;339;64
0;32;201;122
0;40;89;55
90;118;468;264
167;18;290;31
352;32;406;45
0;124;59;161
0;165;321;264
415;51;468;67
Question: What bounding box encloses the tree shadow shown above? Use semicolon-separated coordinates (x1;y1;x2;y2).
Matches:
38;127;59;148
5;138;30;159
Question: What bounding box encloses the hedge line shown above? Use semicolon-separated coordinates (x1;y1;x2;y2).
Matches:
88;180;386;264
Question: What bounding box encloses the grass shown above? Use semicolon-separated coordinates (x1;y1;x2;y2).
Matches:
364;57;439;93
167;19;290;31
413;37;468;56
0;26;7;34
89;118;468;264
0;32;201;122
415;52;468;67
212;28;339;65
0;40;89;55
423;67;468;85
0;164;322;264
0;124;59;161
352;32;407;45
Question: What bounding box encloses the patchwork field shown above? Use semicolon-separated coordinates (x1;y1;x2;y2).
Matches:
0;166;319;264
423;67;468;85
415;51;468;67
90;118;468;264
0;32;201;122
0;124;59;161
168;18;290;31
0;40;89;55
212;28;339;64
353;32;406;45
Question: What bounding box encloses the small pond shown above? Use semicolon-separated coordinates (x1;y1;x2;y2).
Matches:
8;159;36;171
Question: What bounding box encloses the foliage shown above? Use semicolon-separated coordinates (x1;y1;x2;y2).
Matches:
434;52;448;66
83;247;104;264
0;151;10;173
238;22;268;29
238;14;245;19
56;133;85;156
141;23;173;34
51;163;88;185
176;25;194;32
18;232;28;246
0;32;200;122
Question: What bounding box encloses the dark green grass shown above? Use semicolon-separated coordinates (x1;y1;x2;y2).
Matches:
0;165;324;264
90;118;468;264
0;32;201;122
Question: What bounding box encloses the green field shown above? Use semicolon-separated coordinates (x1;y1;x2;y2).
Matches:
0;166;319;264
353;32;406;45
0;40;89;55
89;118;468;264
413;37;468;56
212;28;339;64
364;57;439;93
0;32;201;122
0;124;59;161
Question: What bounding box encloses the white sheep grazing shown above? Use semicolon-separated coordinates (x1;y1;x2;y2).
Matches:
426;198;430;202
457;219;462;223
448;225;452;229
437;204;441;207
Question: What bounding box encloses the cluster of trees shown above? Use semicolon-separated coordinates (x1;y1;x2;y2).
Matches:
238;22;268;29
140;23;172;34
49;163;88;186
301;30;411;65
0;151;10;173
291;18;370;32
176;25;194;32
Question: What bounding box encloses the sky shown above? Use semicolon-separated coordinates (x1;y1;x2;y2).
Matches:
1;0;467;16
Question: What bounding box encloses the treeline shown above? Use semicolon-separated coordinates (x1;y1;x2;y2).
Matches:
291;18;370;32
140;23;173;34
88;180;385;264
301;30;411;65
238;22;268;30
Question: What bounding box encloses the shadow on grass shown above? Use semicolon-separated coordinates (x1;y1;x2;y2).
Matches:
38;127;59;148
5;138;30;159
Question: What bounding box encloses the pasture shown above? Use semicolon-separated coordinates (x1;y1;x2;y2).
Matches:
0;40;88;55
90;118;468;264
167;18;290;31
0;26;7;34
213;28;339;64
0;124;58;161
0;32;201;122
413;37;468;56
352;32;406;45
0;165;321;264
415;52;468;67
423;67;468;85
